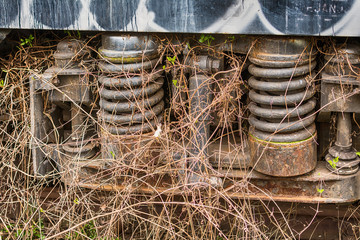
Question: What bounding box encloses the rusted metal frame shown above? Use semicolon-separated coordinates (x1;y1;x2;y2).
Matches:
30;76;54;176
66;161;360;204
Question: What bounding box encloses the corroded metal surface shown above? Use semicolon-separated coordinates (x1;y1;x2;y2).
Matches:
248;132;317;177
321;43;360;175
62;160;360;204
247;37;318;177
30;40;95;176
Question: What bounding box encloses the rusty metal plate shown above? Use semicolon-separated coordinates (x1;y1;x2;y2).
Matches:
248;133;317;177
320;73;360;113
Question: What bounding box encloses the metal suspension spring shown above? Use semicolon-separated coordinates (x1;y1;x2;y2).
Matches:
324;43;360;77
98;35;164;135
248;38;317;142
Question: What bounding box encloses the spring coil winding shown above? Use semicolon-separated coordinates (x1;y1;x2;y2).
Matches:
98;35;164;135
248;38;317;142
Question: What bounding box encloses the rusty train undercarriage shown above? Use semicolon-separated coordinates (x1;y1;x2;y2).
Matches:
25;34;360;206
0;1;358;238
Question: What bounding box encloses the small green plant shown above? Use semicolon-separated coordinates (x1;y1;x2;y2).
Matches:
31;219;45;240
172;79;178;87
74;197;80;205
317;187;324;194
328;156;339;169
224;35;235;43
81;221;97;239
186;42;192;50
20;34;34;47
199;34;215;46
65;221;98;240
1;219;44;240
166;55;176;65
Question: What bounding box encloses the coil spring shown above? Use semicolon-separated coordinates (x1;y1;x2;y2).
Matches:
98;35;164;135
248;38;317;142
324;43;360;77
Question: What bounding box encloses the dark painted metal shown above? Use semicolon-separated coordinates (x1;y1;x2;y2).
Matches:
30;75;53;176
33;0;82;28
90;0;140;31
98;72;162;88
188;74;213;175
1;1;360;36
258;0;355;35
100;101;164;125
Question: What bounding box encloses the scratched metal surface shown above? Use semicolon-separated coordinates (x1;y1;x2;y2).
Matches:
1;0;360;36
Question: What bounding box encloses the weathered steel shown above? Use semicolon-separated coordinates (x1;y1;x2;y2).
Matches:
99;35;159;63
100;101;164;125
2;1;360;36
188;74;213;175
249;132;317;177
326;113;360;175
320;43;360;174
31;39;96;176
30;75;53;176
247;37;317;177
208;137;251;169
99;88;164;113
320;75;360;113
63;159;360;204
98;35;164;163
98;72;162;88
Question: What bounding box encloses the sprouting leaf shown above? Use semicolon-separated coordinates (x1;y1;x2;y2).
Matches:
110;151;115;158
356;152;360;157
0;79;5;87
187;42;191;50
199;34;215;46
166;56;176;65
19;34;34;47
74;198;79;204
317;188;324;194
172;79;178;87
40;208;44;213
162;65;166;70
327;156;339;169
199;34;205;43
